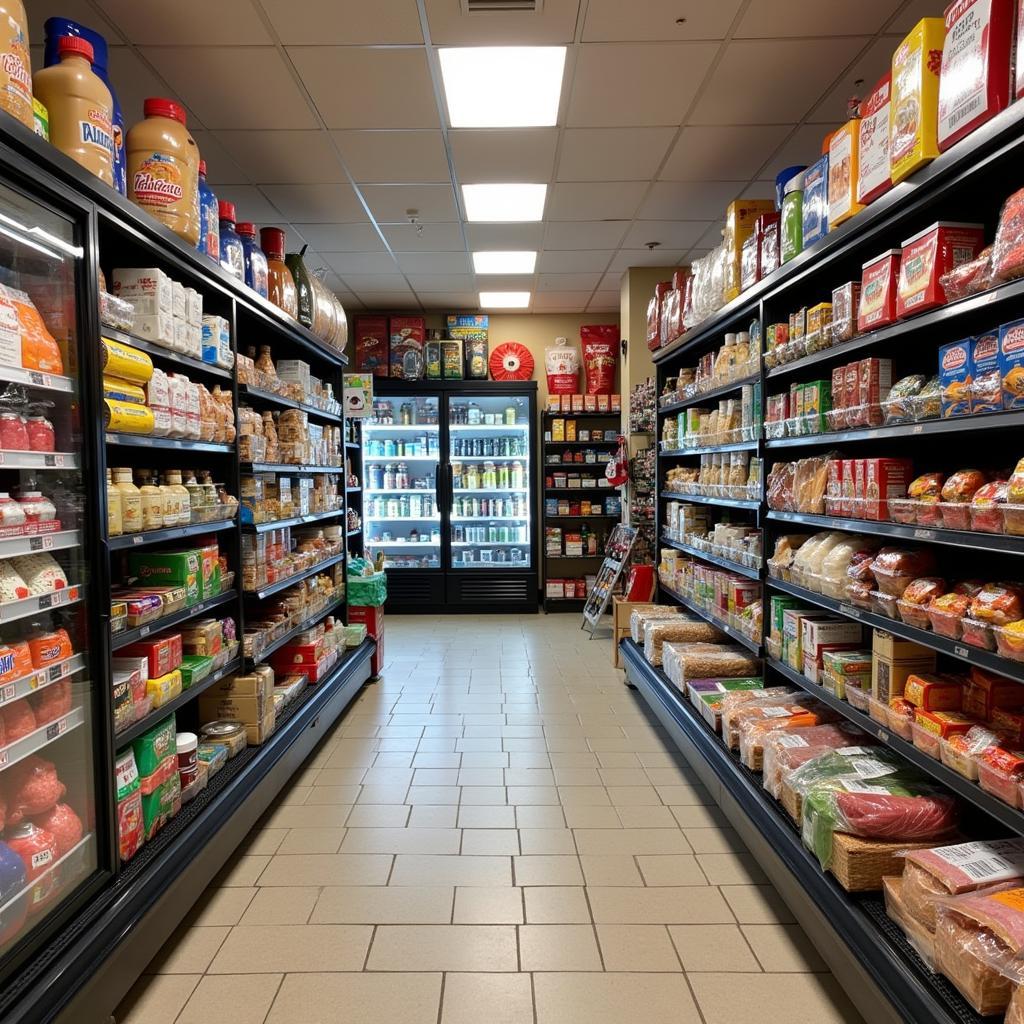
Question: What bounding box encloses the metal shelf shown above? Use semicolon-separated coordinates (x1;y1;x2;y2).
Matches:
345;440;360;450
112;590;237;651
102;328;232;381
0;529;80;558
546;553;602;560
544;440;617;447
0;585;82;626
242;462;345;475
657;373;760;415
0;704;85;771
544;513;619;519
544;461;611;468
545;487;613;494
659;537;762;580
0;364;75;394
239;384;342;424
767;576;1024;683
244;553;344;601
0;654;86;711
346;528;362;537
0;451;78;470
660;440;758;456
106;433;234;453
542;410;621;418
241;508;344;533
659;581;763;654
660;491;760;510
245;596;345;667
109;518;235;550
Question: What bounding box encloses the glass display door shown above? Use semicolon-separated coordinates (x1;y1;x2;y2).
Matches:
448;393;531;570
362;394;441;569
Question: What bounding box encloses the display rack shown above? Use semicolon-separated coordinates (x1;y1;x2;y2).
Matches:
345;420;364;562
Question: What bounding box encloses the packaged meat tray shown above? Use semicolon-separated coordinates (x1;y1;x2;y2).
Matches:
884;874;937;967
738;702;837;770
977;746;1024;806
940;725;1004;780
720;688;796;750
761;723;874;799
995;622;1024;662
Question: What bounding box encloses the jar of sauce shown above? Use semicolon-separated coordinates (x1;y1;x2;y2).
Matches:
235;222;269;298
260;227;298;317
25;415;55;453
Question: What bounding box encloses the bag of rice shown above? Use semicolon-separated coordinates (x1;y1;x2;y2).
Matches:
581;324;618;394
642;617;724;666
630;606;683;643
545;338;580;394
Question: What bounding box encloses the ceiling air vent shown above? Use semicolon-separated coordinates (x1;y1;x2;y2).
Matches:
461;0;542;13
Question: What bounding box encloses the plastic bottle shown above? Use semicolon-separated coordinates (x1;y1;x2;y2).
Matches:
163;469;192;526
260;227;298;317
106;470;122;537
285;248;316;330
218;201;245;282
44;18;126;193
32;36;114;186
158;473;182;528
112;467;142;534
0;1;31;129
127;98;200;245
235;221;269;298
196;160;219;261
136;470;164;531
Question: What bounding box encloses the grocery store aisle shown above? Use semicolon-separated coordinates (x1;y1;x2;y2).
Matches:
116;615;862;1024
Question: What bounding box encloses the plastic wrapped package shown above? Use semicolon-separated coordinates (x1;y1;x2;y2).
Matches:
734;698;832;766
884;875;938;968
762;723;873;799
791;532;850;590
896;577;947;630
927;591;972;639
977;747;1024;806
793;455;833;514
766;533;810;582
970;480;1009;534
993;188;1024;283
1006;459;1024;537
995;622;1024;662
818;538;878;599
6;757;65;824
642;617;723;667
629;606;683;644
661;643;758;693
940;726;1005;780
940;246;994;301
970;583;1024;627
870;547;938;597
720;688;796;751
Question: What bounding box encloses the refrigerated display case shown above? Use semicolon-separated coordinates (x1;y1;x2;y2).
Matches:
364;381;538;611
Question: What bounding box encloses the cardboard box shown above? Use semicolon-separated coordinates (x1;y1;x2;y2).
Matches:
998;317;1024;410
389;316;425;378
180;618;223;657
128;550;201;607
939;338;973;418
612;597;658;668
782;610;831;669
112;267;172;317
206;671;275;701
132;312;175;347
198;692;268;724
872;629;935;661
354;315;389;376
571;394;584;412
247;707;277;745
872;652;937;702
801;618;864;661
120;634;183;679
349;604;384;638
971;331;1003;414
863;457;912;521
552;418;565;442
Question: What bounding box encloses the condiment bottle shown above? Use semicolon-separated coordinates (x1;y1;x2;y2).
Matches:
218;201;245;282
106;469;122;537
285;247;316;330
158;472;183;527
112;467;142;534
163;469;191;526
136;470;164;531
197;160;219;261
32;36;114;186
198;470;218;509
183;470;205;513
260;227;298;317
0;0;32;129
127;98;200;245
235;221;269;298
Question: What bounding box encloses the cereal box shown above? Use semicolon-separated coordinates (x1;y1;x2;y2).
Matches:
858;250;902;332
389;316;425;379
828;118;864;228
998;317;1024;409
971;332;1003;414
864;458;912;521
896;221;985;317
858;73;894;205
353;316;389;377
890;18;946;184
939;338;974;417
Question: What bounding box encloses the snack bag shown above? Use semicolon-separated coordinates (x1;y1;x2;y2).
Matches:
0;285;64;374
580;325;617;395
545;338;579;395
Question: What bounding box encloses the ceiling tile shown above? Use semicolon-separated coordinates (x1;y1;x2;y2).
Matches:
406;275;476;292
695;222;726;248
598;271;621;291
475;274;538;292
106;46;179;126
28;1;124;42
212;130;347;184
190;130;250;185
293;223;385;252
261;184;367;222
358;292;423;308
583;0;743;41
382;223;466;251
638;182;742;221
395;252;471;274
140;47;317;129
807;35;902;125
332;131;451;183
96;0;271;43
449;130;558;184
890;0;940;33
537;251;615;273
324;253;400;275
568;43;717;127
689;38;871;124
417;292;479;309
761;123;834;177
261;0;423;44
735;0;902;37
543;221;629;249
660;124;795;181
607;249;686;272
537;273;603;292
342;274;412;290
423;0;580;43
361;184;459;223
532;291;594;310
546;182;647;221
210;186;283;224
587;290;621;310
621;221;713;250
289;47;439;129
557;128;675;182
466;223;546;249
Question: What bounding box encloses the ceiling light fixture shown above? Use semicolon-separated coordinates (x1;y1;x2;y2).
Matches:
473;251;537;274
480;291;531;308
463;183;547;222
439;47;566;127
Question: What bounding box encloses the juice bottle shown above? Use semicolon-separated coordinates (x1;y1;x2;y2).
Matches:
112;467;141;534
197;160;219;261
127;98;200;246
32;36;114;186
163;469;191;526
136;470;164;531
260;227;298;317
106;469;122;537
218;201;245;282
0;0;32;129
235;222;269;298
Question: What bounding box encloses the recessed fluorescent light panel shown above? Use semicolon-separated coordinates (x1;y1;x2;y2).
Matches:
440;47;566;127
463;184;547;222
472;251;537;274
480;291;531;308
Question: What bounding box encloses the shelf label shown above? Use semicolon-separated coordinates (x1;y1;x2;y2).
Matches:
132;535;144;545
47;664;64;682
0;684;14;704
37;595;53;610
912;424;925;434
955;645;969;658
28;372;45;386
44;455;55;467
45;717;67;741
913;528;935;540
68;586;79;601
29;537;42;551
139;625;150;637
0;749;8;767
840;604;862;619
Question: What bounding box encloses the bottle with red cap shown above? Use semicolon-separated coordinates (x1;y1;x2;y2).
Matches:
260;227;298;317
126;97;200;246
235;221;269;298
197;160;219;262
32;34;115;186
217;201;245;282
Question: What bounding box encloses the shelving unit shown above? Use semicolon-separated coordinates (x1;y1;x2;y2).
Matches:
344;418;364;565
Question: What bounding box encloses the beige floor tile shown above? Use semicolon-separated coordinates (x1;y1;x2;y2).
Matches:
311;886;454;924
597;925;682;971
594;752;641;768
341;827;461;855
742;923;829;972
698;852;768;885
580;854;644;886
514;855;583;886
276;784;312;805
264;804;352;829
462;751;511;768
277;827;347;854
516;805;566;828
684;827;747;854
549;751;601;768
307;786;364;805
588;886;733;924
606;785;663;806
656;784;712;805
458;768;506;786
520;924;602;970
507;785;560;804
534;973;702;1024
573;828;689;856
412;752;462;768
721;884;795;924
460;786;509;804
358;785;411;804
552;766;602;786
636;855;708;887
441;972;534;1024
504;767;556;786
524;886;592;923
407;785;462;804
216;854;271;887
391;855;512;887
346;804;411;827
562;805;621;829
146;927;230;974
458;805;517;829
598;768;650;786
265;972;442;1024
116;974;199;1024
314;767;368;786
238;829;288;856
239;887;319;925
689;973;863;1024
614;805;676;828
453;886;524;924
257;853;392;886
671;804;730;829
413;768;460;785
668;924;760;972
367;925;518;971
209;924;372;973
506;751;548;768
557;786;611;806
184;887;255;927
461;829;521;855
176;973;282;1024
408;805;458;827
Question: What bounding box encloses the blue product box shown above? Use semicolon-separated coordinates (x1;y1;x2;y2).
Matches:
545;498;559;517
801;155;829;247
603;497;621;516
938;338;973;418
999;317;1024;410
971;331;1003;414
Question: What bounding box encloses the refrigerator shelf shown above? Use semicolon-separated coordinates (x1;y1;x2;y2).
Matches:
0;451;79;470
0;364;75;393
0;654;87;710
0;704;86;771
0;585;82;625
0;529;81;558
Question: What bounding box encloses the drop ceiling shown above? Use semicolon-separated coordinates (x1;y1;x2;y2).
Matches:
29;0;935;313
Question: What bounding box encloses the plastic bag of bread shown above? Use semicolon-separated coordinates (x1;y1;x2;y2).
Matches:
762;723;874;798
663;643;759;693
884;374;927;424
909;472;944;503
971;480;1009;534
819;538;879;599
792;531;850;590
766;461;795;511
942;469;987;503
970;583;1024;625
196;384;216;442
870;547;938;597
642;617;723;666
992;187;1024;283
630;606;682;644
766;533;810;581
793;454;834;514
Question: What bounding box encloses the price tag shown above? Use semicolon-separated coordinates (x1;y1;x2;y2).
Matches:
0;684;14;704
132;535;144;545
54;454;65;468
37;595;53;610
29;537;42;551
68;586;79;601
0;750;9;767
44;455;55;467
45;720;62;740
913;528;935;540
912;424;925;434
866;429;878;439
47;664;63;682
0;453;5;465
139;625;150;637
841;604;862;619
28;371;44;386
955;645;969;658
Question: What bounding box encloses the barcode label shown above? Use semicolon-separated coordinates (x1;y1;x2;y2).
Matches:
948;92;986;131
841;780;891;795
776;734;808;748
760;707;794;718
932;839;1024;883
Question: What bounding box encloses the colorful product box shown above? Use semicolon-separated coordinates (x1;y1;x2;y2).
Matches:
389;316;425;379
971;331;1003;414
828;117;864;227
873;629;937;661
914;709;977;739
863;457;912;521
889;18;946;183
127;550;200;607
179;654;213;689
858;249;902;332
801;154;829;246
120;634;183;679
802;618;864;661
147;669;182;708
998;317;1024;409
841;459;858;517
180;619;222;657
872;652;938;702
858;73;894;205
353;316;389;377
896;222;985;318
939;338;974;417
904;672;964;711
964;672;1024;720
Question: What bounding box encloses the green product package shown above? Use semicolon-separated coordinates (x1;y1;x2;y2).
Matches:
781;186;804;264
424;341;442;379
180;654;214;689
769;596;800;639
141;772;181;840
128;549;201;607
132;714;177;778
441;340;463;379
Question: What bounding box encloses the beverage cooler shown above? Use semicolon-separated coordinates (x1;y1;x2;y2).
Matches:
363;381;538;612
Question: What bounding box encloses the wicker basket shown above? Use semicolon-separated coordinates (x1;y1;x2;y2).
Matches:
781;779;803;823
831;832;943;893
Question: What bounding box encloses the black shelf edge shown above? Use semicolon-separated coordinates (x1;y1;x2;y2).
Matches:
659;581;763;654
101;328;232;381
765;655;1024;839
766;510;1024;556
620;637;981;1024
106;433;234;454
764;409;1024;448
657;373;761;415
111;590;238;650
545;554;603;560
545;487;615;494
238;385;342;424
245;596;345;667
767;576;1024;683
544;461;612;468
544;440;618;446
345;441;360;450
114;657;242;747
244;553;345;601
542;410;622;418
544;513;620;519
659;537;762;580
660;440;758;455
660;491;761;510
346;528;361;537
109;517;237;551
241;462;345;475
241;508;345;533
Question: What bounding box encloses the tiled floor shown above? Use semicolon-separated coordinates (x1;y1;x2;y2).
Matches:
116;614;864;1024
